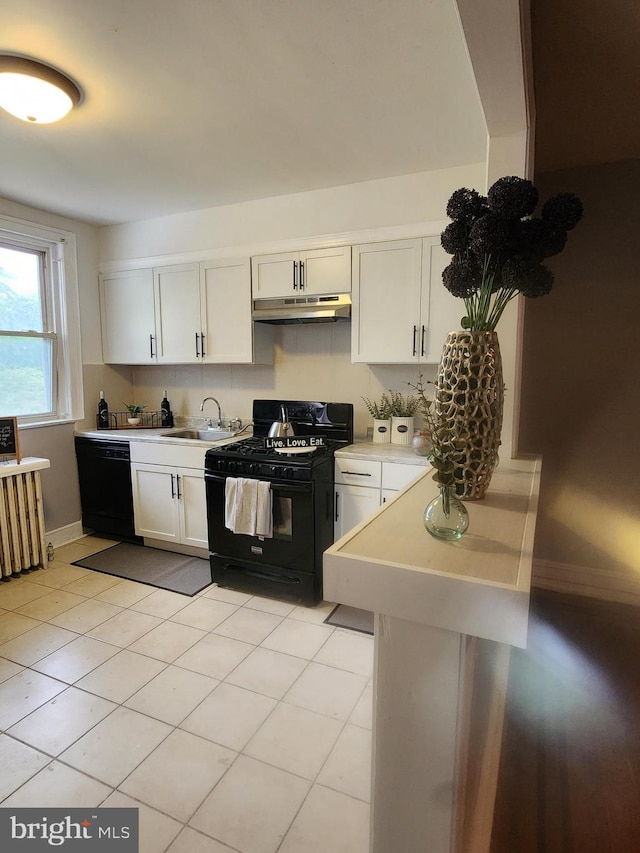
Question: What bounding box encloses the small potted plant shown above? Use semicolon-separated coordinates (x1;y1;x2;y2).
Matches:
387;390;419;446
124;403;146;426
362;393;393;443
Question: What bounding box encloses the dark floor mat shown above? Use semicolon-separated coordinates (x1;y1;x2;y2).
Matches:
324;603;374;635
72;542;211;596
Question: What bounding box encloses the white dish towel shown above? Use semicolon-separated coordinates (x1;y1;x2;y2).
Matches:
225;477;273;539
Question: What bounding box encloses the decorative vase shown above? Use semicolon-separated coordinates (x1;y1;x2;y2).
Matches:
424;483;469;540
436;330;504;500
391;416;414;446
411;429;431;457
127;417;141;426
372;418;391;444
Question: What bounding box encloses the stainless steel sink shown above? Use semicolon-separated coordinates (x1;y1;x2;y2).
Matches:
166;428;234;442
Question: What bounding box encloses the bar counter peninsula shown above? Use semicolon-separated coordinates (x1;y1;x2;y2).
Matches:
323;456;542;853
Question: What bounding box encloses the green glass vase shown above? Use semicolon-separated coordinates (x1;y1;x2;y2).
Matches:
424;483;469;541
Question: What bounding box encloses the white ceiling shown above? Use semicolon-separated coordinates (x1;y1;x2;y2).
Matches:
0;0;487;226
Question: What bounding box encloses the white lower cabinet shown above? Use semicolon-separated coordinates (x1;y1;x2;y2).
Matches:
130;443;209;550
334;457;428;538
131;463;207;549
334;484;382;541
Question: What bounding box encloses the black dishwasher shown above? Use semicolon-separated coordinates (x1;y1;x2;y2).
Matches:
75;437;141;541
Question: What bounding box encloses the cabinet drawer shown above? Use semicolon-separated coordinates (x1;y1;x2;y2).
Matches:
334;458;382;488
382;461;428;491
130;441;207;469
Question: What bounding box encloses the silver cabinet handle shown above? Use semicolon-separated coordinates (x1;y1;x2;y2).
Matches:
176;474;182;500
421;325;426;357
292;260;298;290
170;473;176;498
195;332;200;358
149;334;155;358
412;325;418;356
299;260;305;290
200;333;206;358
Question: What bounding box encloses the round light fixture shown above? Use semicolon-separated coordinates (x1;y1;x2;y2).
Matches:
0;55;82;124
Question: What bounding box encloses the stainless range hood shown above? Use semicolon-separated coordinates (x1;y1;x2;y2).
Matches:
252;293;351;325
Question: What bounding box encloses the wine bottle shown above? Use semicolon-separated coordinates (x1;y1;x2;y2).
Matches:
161;390;173;427
98;391;110;429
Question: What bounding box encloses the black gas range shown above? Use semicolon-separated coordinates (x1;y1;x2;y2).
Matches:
204;400;354;604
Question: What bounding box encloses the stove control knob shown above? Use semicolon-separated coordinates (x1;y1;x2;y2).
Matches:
283;467;294;479
270;466;279;476
249;463;259;474
228;461;237;472
218;460;227;472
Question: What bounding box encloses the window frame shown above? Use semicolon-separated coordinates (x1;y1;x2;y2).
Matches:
0;214;83;427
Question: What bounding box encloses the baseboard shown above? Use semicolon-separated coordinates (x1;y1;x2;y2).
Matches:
44;521;85;550
533;558;640;607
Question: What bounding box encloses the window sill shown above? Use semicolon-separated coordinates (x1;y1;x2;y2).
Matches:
19;418;80;430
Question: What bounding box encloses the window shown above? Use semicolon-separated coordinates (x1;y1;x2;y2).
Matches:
0;216;82;425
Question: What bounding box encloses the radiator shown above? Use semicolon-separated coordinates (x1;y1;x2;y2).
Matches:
0;463;48;579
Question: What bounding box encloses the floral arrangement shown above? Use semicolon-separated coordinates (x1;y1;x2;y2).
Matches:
362;393;393;420
441;176;584;331
408;375;467;492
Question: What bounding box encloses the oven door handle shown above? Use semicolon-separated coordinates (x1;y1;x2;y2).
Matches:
205;472;311;493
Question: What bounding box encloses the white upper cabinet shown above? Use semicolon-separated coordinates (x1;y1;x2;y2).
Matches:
154;263;201;363
100;258;272;365
351;237;461;364
200;258;272;364
419;241;463;363
251;246;351;299
99;268;156;364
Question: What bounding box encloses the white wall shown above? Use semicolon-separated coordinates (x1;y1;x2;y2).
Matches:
0;195;100;534
98;165;485;262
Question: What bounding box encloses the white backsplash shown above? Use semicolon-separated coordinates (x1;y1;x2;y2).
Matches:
82;324;437;440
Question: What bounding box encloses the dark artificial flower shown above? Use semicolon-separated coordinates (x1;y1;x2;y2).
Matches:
469;212;510;258
501;255;537;289
520;218;567;258
487;176;539;220
443;257;480;298
541;192;584;230
517;264;555;298
440;177;583;329
446;188;487;222
440;220;469;255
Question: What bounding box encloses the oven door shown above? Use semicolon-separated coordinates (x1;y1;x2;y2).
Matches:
206;471;317;573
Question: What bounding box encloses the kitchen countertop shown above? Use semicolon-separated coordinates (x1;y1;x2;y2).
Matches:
75;427;248;449
324;455;541;647
335;440;431;465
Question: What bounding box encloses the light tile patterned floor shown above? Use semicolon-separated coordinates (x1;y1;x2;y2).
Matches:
0;536;372;853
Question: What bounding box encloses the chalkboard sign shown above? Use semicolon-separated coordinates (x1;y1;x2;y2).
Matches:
0;417;21;463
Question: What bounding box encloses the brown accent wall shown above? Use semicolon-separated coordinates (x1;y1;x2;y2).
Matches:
519;160;640;589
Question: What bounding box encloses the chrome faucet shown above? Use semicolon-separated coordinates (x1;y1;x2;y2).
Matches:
200;396;222;428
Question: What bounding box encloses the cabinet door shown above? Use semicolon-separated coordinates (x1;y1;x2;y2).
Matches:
251;252;297;299
351;239;423;363
131;463;180;542
334;484;381;540
176;467;208;549
299;246;351;295
381;462;426;491
200;258;270;364
154;263;201;363
419;238;464;363
99;268;156;364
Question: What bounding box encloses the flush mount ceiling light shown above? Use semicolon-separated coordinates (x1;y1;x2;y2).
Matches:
0;55;82;123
